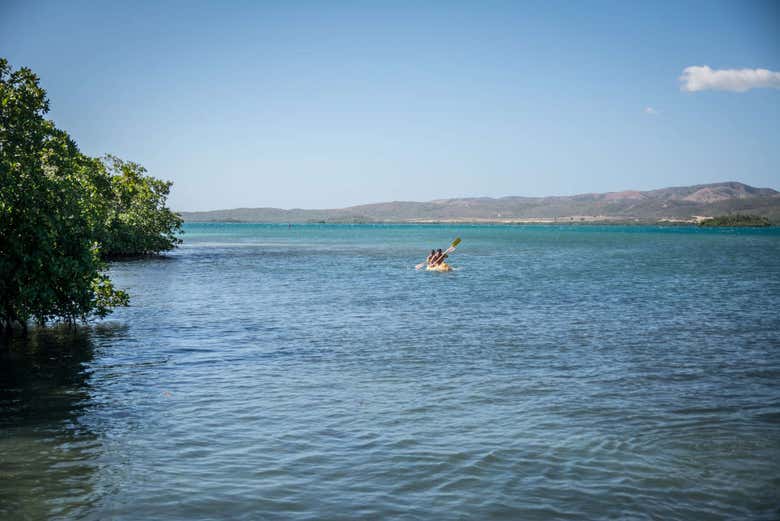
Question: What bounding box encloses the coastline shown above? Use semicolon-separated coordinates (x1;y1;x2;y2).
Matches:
180;216;718;225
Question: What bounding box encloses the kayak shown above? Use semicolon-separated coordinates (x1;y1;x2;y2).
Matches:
414;237;461;271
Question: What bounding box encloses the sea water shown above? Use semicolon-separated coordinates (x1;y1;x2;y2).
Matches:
2;223;779;520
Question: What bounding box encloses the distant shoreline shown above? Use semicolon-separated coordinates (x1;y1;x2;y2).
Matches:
178;182;780;225
180;218;777;227
181;217;667;225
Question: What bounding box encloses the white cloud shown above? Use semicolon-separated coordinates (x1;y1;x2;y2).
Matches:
680;65;780;92
644;106;659;115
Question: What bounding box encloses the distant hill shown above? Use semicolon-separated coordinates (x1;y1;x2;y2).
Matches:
179;182;780;224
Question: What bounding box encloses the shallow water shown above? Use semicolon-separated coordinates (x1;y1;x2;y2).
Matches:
2;224;780;520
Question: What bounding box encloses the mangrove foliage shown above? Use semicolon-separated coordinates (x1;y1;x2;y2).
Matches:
1;58;182;332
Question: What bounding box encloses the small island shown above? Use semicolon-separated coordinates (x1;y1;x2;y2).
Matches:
698;214;771;227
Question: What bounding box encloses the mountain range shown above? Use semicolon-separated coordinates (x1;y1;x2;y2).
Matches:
179;182;780;224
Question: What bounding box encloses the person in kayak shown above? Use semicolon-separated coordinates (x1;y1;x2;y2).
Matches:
428;248;441;266
429;248;447;266
426;249;436;266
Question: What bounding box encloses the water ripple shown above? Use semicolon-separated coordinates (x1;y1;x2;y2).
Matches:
2;224;779;520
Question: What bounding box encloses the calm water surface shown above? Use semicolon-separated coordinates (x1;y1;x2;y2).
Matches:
2;224;780;520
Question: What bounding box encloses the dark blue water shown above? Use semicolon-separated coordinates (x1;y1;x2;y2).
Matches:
2;224;780;520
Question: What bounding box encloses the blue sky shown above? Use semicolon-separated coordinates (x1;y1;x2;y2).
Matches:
1;0;778;211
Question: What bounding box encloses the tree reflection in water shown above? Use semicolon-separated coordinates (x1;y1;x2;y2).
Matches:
0;325;126;520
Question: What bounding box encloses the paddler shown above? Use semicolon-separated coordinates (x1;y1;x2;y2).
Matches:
426;249;436;266
429;248;446;266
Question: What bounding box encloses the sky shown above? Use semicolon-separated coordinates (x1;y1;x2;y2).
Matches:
1;0;778;211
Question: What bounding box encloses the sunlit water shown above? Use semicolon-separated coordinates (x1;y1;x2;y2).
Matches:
2;224;780;520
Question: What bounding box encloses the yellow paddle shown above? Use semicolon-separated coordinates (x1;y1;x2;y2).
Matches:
415;237;461;270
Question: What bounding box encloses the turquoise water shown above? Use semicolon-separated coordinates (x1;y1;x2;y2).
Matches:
2;223;780;520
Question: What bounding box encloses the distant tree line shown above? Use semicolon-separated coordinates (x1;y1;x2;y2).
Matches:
1;59;182;332
698;214;771;227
